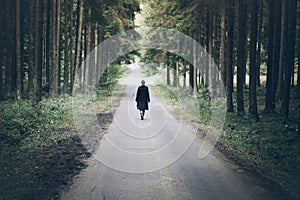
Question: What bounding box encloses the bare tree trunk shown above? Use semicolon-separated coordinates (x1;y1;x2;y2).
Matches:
28;0;35;99
84;6;92;92
73;0;84;93
189;64;194;94
15;0;21;101
183;60;187;88
249;0;259;121
282;0;297;119
176;61;180;88
265;0;275;112
56;0;61;94
63;0;71;93
298;7;300;133
237;0;246;115
298;75;300;132
34;0;43;102
271;0;282;108
89;24;96;87
0;3;3;100
226;0;234;112
193;38;197;96
220;1;226;97
45;0;51;86
5;1;13;99
256;0;263;87
278;0;288;102
166;52;170;86
49;0;58;97
96;25;104;86
69;0;74;93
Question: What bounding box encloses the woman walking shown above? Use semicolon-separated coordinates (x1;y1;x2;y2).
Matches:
135;80;150;120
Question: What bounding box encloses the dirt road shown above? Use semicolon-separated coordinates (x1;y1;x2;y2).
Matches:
61;64;287;200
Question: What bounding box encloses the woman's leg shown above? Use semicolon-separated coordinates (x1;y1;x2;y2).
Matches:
140;109;145;120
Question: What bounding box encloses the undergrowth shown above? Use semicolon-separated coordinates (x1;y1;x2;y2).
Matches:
0;64;128;199
153;83;300;199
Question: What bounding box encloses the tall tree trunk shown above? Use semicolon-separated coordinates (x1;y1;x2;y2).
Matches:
49;0;58;97
256;0;263;87
63;0;71;93
298;7;300;133
84;6;92;91
282;0;297;119
45;0;51;86
207;11;214;95
5;1;12;99
189;64;194;94
193;38;197;96
271;0;282;108
15;0;21;101
56;0;61;93
176;61;180;88
28;0;35;99
69;0;74;93
183;60;187;88
278;0;288;101
0;1;4;100
89;24;96;87
96;25;104;86
166;52;170;86
265;0;275;112
242;0;248;86
236;0;246;115
172;59;176;87
220;1;226;95
226;0;234;112
73;0;84;93
249;0;259;121
34;0;43;102
298;73;300;132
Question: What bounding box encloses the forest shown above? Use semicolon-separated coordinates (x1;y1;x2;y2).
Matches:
0;0;300;199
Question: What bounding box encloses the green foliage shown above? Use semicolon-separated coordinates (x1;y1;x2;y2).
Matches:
0;97;76;150
0;75;127;198
221;112;299;196
98;64;129;95
153;84;212;123
153;83;300;198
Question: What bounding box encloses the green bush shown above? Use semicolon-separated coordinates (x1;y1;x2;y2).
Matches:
0;97;76;150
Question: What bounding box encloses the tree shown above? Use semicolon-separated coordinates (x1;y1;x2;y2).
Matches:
0;1;3;100
226;0;234;112
249;0;259;121
265;0;275;112
28;0;35;99
278;0;288;101
220;0;226;98
84;5;92;91
15;0;22;101
34;0;43;102
63;0;72;93
73;0;84;93
281;0;297;119
5;1;13;99
271;0;282;106
256;0;263;87
236;0;246;115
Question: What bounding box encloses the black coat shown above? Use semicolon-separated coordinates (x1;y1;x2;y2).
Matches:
135;85;150;110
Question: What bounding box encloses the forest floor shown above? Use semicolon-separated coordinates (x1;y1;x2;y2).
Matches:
0;90;124;199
